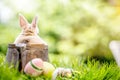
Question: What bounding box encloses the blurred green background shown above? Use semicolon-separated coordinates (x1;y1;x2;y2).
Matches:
0;0;120;60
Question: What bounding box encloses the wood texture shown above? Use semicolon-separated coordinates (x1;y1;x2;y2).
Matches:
6;43;48;71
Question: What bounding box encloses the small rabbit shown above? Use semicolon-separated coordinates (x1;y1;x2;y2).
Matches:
14;14;47;45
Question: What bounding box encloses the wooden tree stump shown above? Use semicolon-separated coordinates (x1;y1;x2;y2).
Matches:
5;44;20;68
5;43;48;71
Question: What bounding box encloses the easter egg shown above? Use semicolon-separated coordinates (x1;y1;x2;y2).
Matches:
24;58;44;77
43;62;55;78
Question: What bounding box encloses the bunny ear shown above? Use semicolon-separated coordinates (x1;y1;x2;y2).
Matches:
31;16;38;28
19;13;28;28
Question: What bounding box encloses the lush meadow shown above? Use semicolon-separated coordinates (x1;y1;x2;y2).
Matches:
1;0;120;80
0;54;120;80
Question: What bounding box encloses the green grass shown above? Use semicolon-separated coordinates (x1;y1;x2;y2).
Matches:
0;54;120;80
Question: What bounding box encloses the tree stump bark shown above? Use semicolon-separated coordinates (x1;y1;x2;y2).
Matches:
5;43;48;71
5;44;20;68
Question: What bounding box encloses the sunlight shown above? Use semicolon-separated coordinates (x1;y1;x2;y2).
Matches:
13;0;37;13
0;1;13;23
